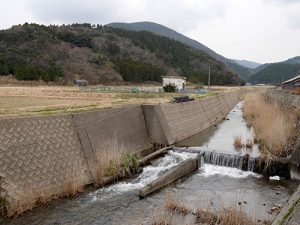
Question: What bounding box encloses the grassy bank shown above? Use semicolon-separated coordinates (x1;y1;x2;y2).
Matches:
243;92;298;157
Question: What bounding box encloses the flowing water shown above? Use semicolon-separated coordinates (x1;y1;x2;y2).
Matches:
1;102;299;225
177;101;260;157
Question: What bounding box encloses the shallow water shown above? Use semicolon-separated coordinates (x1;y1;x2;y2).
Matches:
177;101;260;157
1;151;298;225
1;101;298;225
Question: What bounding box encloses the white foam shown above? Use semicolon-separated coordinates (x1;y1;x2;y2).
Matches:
88;150;197;202
198;164;262;179
269;176;280;180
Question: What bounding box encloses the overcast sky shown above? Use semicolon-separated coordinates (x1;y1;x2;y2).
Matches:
1;0;300;63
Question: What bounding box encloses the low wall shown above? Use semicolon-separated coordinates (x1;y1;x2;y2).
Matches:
265;89;300;109
143;92;240;145
0;91;240;212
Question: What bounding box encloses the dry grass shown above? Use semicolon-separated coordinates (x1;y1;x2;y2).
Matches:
63;176;84;197
0;85;227;117
164;196;189;216
93;141;123;186
246;139;254;148
150;211;173;225
233;136;243;149
5;172;85;217
219;208;258;225
195;208;218;225
243;92;297;157
92;140;140;187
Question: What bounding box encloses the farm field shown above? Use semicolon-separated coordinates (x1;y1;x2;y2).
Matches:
0;85;223;117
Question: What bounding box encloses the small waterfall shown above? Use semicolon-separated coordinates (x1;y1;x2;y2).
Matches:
175;149;257;172
200;151;244;169
200;151;257;172
247;157;256;172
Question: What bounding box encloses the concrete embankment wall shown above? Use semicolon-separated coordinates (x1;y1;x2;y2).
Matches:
143;92;240;145
0;115;91;209
0;92;240;211
0;106;151;211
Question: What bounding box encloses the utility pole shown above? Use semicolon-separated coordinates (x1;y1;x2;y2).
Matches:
208;64;211;92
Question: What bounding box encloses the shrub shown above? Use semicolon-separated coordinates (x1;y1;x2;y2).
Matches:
163;84;176;93
120;153;140;177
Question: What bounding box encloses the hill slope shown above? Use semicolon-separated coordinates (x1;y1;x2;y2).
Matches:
232;59;261;69
284;56;300;64
0;23;244;85
107;21;253;80
249;63;300;85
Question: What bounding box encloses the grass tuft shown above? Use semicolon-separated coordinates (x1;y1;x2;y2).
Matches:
234;136;243;149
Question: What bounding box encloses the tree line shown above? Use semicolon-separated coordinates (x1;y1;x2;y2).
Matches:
113;58;166;82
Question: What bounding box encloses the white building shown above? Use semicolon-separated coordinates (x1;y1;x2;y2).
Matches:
162;76;186;90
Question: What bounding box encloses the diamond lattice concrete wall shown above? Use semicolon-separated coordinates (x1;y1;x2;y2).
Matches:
0;115;91;209
143;92;240;144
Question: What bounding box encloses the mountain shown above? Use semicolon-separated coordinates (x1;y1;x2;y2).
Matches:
0;23;244;85
232;59;261;69
283;56;300;64
106;21;253;80
249;63;300;85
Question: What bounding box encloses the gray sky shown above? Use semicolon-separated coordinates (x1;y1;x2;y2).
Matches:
1;0;300;63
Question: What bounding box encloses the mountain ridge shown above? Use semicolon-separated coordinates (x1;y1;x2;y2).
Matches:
0;23;244;85
106;21;254;80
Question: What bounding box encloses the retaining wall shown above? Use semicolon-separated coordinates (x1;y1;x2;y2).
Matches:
143;92;240;145
0;115;91;209
0;92;240;211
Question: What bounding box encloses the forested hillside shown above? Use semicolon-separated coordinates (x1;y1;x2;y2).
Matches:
249;63;300;84
107;21;254;80
0;23;244;85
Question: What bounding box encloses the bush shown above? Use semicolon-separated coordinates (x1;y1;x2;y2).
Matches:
163;84;176;92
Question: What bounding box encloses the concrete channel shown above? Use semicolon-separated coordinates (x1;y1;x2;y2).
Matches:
0;90;299;224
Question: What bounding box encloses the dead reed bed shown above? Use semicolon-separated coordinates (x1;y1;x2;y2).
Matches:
233;136;254;150
164;195;189;216
243;92;297;157
92;140;140;187
6;173;85;218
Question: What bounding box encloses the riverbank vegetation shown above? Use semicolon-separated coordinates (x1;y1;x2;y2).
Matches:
243;92;298;157
151;195;262;225
93;141;140;187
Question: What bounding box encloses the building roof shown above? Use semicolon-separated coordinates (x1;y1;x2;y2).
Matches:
282;75;300;85
162;76;186;80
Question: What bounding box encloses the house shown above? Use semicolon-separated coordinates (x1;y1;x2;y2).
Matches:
282;75;300;93
162;76;186;90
